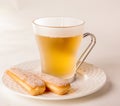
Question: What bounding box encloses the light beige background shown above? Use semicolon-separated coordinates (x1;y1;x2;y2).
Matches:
0;0;120;106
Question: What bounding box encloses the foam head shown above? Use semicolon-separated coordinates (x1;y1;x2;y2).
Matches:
32;17;85;37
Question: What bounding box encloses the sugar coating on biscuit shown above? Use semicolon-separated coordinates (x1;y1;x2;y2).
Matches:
8;68;45;88
38;73;70;87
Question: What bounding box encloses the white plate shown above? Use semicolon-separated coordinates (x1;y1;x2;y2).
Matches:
1;60;106;100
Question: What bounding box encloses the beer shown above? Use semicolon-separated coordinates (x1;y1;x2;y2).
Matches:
32;17;95;81
36;35;82;79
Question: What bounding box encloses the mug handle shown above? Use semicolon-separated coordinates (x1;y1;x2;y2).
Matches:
76;32;96;73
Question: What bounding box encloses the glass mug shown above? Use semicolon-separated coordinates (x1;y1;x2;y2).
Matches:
32;17;96;81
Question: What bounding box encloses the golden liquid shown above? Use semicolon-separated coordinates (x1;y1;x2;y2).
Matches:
36;35;82;79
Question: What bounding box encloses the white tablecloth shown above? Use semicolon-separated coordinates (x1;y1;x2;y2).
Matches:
0;0;120;106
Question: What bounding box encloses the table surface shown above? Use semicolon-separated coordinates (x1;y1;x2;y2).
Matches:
0;0;120;106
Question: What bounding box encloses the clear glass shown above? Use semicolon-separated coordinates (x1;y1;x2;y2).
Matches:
32;17;96;81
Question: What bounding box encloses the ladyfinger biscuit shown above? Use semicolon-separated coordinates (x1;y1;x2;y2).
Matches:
37;73;71;95
6;68;46;96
